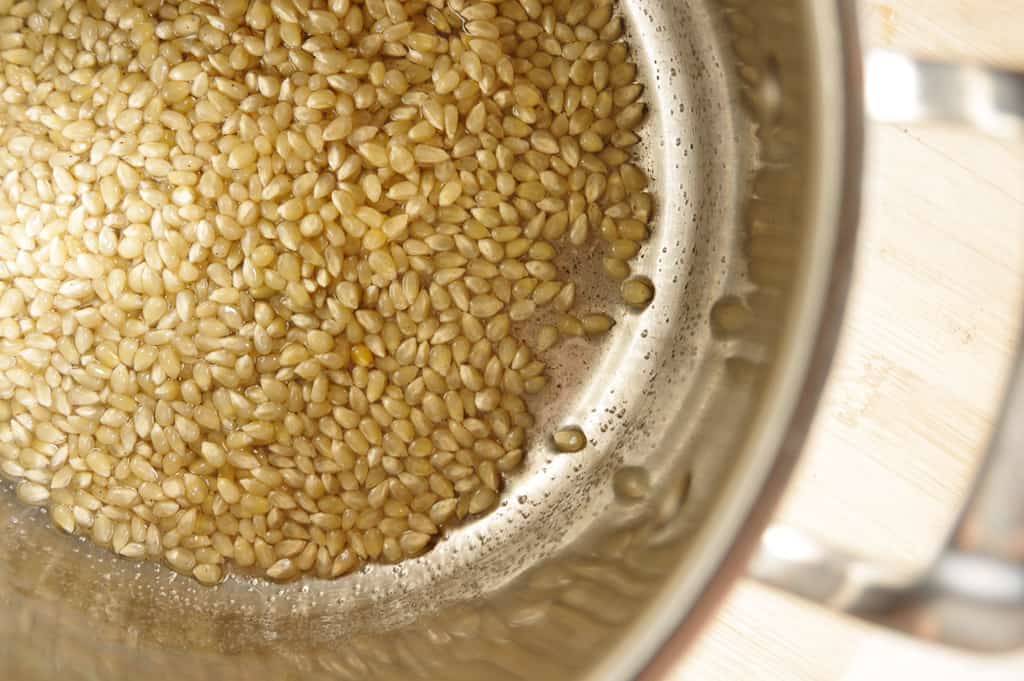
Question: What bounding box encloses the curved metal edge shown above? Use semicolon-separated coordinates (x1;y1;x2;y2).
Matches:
631;2;866;678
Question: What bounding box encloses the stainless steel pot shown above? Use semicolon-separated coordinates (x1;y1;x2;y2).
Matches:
0;1;1020;680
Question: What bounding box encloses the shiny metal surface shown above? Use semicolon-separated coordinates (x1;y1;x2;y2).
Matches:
752;51;1024;653
0;1;859;680
866;51;1024;138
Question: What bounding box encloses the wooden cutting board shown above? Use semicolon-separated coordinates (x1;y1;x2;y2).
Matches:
671;2;1024;679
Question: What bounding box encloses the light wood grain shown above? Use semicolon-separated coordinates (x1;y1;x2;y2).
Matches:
863;0;1024;68
779;123;1024;570
672;2;1024;679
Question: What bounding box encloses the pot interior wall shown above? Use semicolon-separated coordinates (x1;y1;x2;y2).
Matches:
0;0;828;679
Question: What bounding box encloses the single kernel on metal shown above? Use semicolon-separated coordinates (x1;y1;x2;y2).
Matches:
621;277;655;308
581;313;616;335
552;426;588;453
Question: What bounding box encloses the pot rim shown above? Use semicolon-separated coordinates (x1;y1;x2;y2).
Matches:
615;2;867;678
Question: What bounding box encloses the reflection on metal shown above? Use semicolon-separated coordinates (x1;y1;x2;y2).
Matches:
753;525;919;613
753;524;1024;652
866;51;1024;139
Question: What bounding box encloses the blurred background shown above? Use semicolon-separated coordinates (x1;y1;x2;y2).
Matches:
676;1;1024;678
